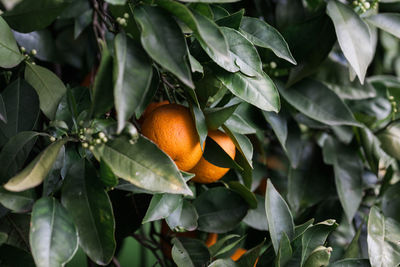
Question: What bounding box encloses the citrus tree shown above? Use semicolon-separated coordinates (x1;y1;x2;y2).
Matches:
1;0;400;266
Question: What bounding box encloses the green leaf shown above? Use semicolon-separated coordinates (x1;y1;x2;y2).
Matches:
133;5;194;88
237;240;265;267
326;0;374;83
223;125;253;168
278;79;361;127
99;159;118;188
166;200;198;231
91;44;114;118
0;213;31;251
194;187;248;233
0;188;35;212
191;104;208;148
216;9;244;30
13;30;56;62
322;137;363;221
220;27;263;76
240;16;296;65
368;206;400;267
156;0;236;72
228;181;257;209
329;259;371;267
2;0;68;33
243;195;268;231
0;17;24;68
25;62;67;120
0;95;6;123
0;131;41;183
275;233;292;267
215;70;280;113
343;222;363;259
224;113;256;135
92;136;192;195
142;193;182;223
366;13;400;39
171;237;210;267
0;79;40;144
303;246;332;267
209;235;244;257
208;259;237;266
113;33;153;132
378;122;400;160
265;179;295;254
3;138;69;192
300;219;337;266
61;160;116;265
30;197;78;267
105;0;126;5
205;104;240;130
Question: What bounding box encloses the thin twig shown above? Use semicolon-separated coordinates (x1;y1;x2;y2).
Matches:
132;233;166;267
374;117;400;135
112;257;122;267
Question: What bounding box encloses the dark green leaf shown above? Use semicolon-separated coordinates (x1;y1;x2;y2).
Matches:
202;135;241;170
0;17;24;68
191;104;208;148
142;193;182;223
326;0;374;83
243;195;268;231
265;179;295;254
275;233;292;267
237;240;265;267
2;0;68;33
223;126;253;168
133;5;194;88
228;181;257;209
61;160;116;265
99;159;118;188
303;246;331;267
343;222;363;259
0;188;35;212
113;33;153;132
92;136;192;195
278;79;361;126
224;113;256;134
194;187;248;233
166;200;198;231
330;259;371;267
13;30;56;62
30;197;78;267
171;237;210;267
0;95;6;123
215;70;280;113
91;44;114;117
368;206;400;267
0;214;31;251
209;235;244;257
25;62;67;120
205;104;239;130
240;16;296;65
0;131;40;184
0;79;39;144
3;138;69;192
215;9;244;30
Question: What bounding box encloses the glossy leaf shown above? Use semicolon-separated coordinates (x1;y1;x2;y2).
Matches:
215;70;280;113
275;233;292;267
61;160;116;265
92;136;192;195
30;197;78;267
2;0;68;33
205;104;240;130
91;44;113;117
243;195;268;231
203;135;241;170
220;27;263;76
0;79;40;143
0;188;35;212
224;113;256;134
194;187;248;233
0;95;6;123
368;206;400;267
4;138;69;192
208;259;237;266
366;13;400;39
13;30;56;62
378;122;400;160
99;159;118;188
303;246;331;267
171;237;210;267
278;79;361;126
240;16;296;65
25;63;67;120
0;131;41;183
142;193;182;223
327;0;373;83
133;5;194;88
265;179;295;254
223;126;253;168
209;235;244;257
216;9;244;30
191;104;208;148
166;200;198;231
0;17;24;68
113;33;153;132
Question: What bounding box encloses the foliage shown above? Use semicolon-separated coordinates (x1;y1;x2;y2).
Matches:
0;0;400;266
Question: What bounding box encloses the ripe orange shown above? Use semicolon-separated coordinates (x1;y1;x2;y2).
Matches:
205;233;218;247
231;248;258;266
141;104;203;172
190;130;236;183
139;100;170;123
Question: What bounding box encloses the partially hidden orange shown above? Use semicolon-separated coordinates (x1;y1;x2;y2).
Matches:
190;130;236;183
205;233;218;247
231;248;258;266
141;103;203;172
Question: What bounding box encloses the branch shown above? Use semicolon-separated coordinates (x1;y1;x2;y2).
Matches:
131;232;166;267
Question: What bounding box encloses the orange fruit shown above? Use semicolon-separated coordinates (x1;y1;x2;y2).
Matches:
141;104;203;172
231;248;258;266
205;233;218;247
138;100;169;124
190;130;236;183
